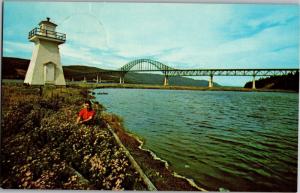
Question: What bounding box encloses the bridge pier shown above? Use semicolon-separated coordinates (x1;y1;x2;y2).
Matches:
96;74;102;83
120;76;125;84
208;75;213;88
252;75;256;89
163;76;169;86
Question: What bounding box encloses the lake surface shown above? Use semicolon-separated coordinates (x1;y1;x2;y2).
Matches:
95;88;298;191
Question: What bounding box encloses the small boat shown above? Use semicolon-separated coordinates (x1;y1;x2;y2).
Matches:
97;92;108;95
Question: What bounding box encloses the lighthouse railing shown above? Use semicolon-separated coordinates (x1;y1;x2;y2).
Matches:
28;27;66;42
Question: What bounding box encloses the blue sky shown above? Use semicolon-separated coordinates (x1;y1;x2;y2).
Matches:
3;1;299;86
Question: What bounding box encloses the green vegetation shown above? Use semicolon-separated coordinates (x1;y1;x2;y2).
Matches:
1;85;146;190
244;72;299;92
63;65;118;82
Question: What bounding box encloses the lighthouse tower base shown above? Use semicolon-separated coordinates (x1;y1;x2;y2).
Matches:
24;40;66;86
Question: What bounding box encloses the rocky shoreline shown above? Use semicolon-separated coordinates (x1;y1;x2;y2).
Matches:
104;111;203;191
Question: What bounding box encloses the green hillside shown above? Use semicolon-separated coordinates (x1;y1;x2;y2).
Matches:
2;57;217;86
2;57;29;79
244;72;299;91
62;65;118;82
125;72;215;86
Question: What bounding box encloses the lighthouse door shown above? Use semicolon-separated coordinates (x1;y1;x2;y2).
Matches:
44;62;55;84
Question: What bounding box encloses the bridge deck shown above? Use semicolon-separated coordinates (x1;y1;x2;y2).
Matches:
84;68;299;77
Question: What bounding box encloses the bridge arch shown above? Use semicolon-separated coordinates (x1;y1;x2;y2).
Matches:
120;59;175;73
119;59;174;86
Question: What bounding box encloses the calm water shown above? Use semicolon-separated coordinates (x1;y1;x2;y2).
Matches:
95;89;298;191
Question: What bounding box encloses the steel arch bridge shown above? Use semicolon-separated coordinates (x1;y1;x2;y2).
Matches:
120;58;175;73
70;58;299;88
119;59;298;78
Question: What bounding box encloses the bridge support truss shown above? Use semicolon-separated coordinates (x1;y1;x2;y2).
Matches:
164;76;169;86
96;74;102;83
119;75;125;84
252;75;256;89
208;75;213;88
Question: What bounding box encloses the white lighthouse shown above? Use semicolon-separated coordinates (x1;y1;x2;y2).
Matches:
24;17;66;86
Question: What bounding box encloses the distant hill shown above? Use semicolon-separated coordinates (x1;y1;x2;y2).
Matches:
2;57;30;79
62;65;118;82
2;57;218;86
1;57;111;81
125;72;215;86
244;72;299;92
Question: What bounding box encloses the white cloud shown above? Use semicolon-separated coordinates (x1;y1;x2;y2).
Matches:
248;8;297;28
58;13;109;50
157;6;299;69
3;41;33;55
60;44;102;66
3;47;14;54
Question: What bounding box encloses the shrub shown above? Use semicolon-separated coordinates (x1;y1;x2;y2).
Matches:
1;86;146;190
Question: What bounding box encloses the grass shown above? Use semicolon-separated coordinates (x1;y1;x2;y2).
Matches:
1;85;146;190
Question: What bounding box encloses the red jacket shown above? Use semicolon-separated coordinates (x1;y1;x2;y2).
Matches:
78;108;95;121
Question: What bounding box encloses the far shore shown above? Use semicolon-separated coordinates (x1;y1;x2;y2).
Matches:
68;82;298;93
2;79;298;93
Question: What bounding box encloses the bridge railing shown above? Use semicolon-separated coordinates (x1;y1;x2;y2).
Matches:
72;68;298;76
165;69;299;76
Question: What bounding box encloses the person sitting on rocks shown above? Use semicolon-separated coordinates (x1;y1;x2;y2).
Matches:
76;100;96;125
